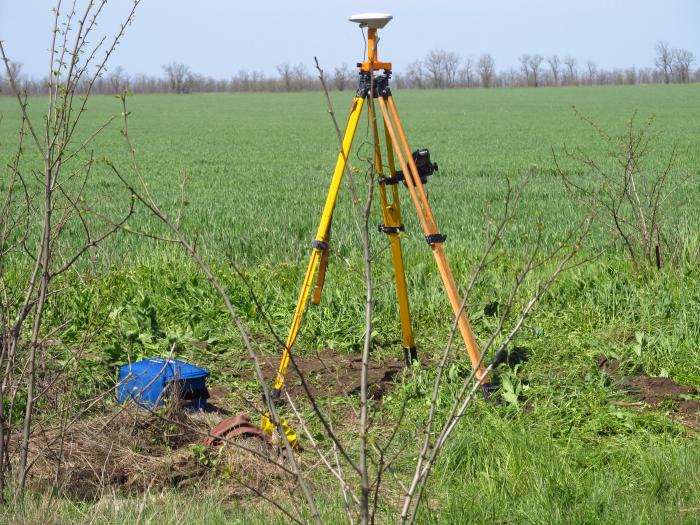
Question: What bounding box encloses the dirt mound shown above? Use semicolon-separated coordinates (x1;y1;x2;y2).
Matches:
622;375;700;430
23;407;284;501
623;375;697;405
252;350;407;400
598;355;700;430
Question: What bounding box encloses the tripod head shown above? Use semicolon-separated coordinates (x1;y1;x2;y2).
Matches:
349;12;393;72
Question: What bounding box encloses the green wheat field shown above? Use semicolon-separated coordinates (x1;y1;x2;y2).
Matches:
1;84;699;523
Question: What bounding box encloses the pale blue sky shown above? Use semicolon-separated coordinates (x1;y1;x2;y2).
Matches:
1;1;698;78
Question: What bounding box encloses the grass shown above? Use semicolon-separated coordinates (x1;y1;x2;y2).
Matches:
1;84;699;523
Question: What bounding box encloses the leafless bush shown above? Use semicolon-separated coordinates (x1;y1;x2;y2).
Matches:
554;109;689;270
0;0;141;501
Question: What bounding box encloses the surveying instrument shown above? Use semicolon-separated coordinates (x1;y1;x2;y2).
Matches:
272;13;491;399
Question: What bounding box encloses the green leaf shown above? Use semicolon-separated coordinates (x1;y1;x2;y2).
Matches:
502;391;519;407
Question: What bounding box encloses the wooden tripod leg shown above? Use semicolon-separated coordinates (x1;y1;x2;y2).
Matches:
377;95;488;384
371;103;417;364
273;97;366;396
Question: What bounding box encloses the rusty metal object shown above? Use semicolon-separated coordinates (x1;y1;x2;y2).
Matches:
202;415;271;447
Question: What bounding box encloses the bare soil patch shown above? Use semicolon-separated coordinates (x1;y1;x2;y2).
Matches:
598;354;700;430
251;350;408;400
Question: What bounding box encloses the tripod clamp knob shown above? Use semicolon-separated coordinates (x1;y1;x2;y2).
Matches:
356;71;392;99
425;233;447;245
378;224;405;234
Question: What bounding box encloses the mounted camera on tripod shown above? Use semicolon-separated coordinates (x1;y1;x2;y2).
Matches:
383;148;439;186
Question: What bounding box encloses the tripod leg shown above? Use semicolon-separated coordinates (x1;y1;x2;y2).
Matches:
389;232;417;364
273;96;366;397
375;154;417;363
374;118;417;364
376;95;489;385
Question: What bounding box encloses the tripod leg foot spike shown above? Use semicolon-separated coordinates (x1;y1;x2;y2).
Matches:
269;388;283;403
481;382;500;402
403;346;418;365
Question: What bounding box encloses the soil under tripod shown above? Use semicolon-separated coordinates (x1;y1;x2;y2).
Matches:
272;15;491;399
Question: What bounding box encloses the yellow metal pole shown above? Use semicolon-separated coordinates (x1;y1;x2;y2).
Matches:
273;96;366;395
388;235;416;362
371;102;417;362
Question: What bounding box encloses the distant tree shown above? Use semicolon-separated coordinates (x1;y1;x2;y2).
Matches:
547;54;561;86
518;54;531;85
106;66;128;94
443;51;460;87
503;67;519;88
188;73;206;92
405;59;425;88
563;55;577;85
585;60;597;85
654;41;673;84
229;70;270;92
7;42;700;97
477;53;495;88
0;60;22;93
610;68;625;85
425;49;446;88
529;54;545;87
130;72;161;94
291;62;309;91
457;54;475;87
249;70;266;91
333;63;352;91
638;67;654;84
276;62;292;91
233;70;251;92
421;49;460;88
673;48;696;83
162;62;192;94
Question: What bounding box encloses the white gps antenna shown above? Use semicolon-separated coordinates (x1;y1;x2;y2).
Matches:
348;13;393;29
348;13;393;71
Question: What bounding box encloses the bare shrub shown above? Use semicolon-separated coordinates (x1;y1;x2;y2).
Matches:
0;0;141;501
555;110;689;270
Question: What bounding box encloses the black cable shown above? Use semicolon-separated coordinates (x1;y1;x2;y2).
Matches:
360;26;367;62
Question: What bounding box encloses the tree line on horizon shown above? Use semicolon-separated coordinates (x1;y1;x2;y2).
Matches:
0;41;696;95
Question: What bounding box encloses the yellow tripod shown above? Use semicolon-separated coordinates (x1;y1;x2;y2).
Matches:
272;14;489;399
